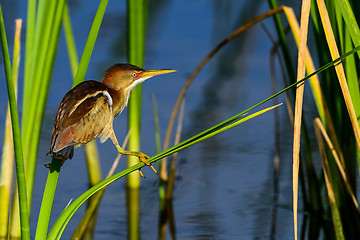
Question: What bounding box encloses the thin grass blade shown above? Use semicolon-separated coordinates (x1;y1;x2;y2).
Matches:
0;4;29;239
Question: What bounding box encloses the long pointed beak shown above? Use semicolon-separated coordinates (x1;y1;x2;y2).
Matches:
138;69;177;80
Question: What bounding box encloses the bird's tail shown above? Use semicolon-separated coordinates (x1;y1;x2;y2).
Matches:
47;145;75;161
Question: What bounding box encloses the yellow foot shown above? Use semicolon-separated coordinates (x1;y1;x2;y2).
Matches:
136;152;157;178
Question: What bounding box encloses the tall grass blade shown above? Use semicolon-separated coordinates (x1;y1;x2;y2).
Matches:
63;2;79;77
292;2;310;240
35;160;62;240
0;4;30;239
334;0;360;58
126;1;148;238
126;0;148;187
0;18;22;238
314;118;359;210
73;0;109;87
314;118;345;240
267;0;295;83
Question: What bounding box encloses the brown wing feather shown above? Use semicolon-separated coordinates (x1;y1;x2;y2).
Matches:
51;81;112;153
72;96;112;144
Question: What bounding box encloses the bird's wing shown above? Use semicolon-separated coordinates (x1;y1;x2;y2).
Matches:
51;81;113;152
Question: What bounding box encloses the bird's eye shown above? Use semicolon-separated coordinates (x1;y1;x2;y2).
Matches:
131;72;137;78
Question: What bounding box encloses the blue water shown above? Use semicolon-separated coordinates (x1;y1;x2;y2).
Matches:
0;0;301;239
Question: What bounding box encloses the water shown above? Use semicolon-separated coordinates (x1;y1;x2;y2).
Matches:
0;0;300;239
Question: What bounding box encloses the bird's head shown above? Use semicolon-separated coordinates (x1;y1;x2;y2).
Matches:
101;63;176;91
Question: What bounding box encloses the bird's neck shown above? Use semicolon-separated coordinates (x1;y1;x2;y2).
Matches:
105;86;131;117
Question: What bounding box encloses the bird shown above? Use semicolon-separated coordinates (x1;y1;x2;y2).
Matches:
47;63;176;177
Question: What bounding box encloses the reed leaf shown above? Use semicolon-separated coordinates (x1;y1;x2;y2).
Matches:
126;0;148;188
313;118;345;240
0;4;30;239
73;0;109;87
291;2;311;239
313;118;359;210
0;18;22;238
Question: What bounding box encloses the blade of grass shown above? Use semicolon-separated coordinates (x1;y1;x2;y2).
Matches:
22;0;36;119
292;2;310;240
73;0;109;87
35;160;62;240
63;2;79;77
12;3;67;232
25;0;66;207
268;0;296;84
314;118;359;211
126;0;148;188
0;18;22;238
313;118;345;240
334;0;360;58
126;1;148;239
0;4;30;239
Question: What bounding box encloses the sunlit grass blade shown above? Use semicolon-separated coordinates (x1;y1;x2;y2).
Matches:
0;4;30;240
11;2;67;232
313;118;359;210
0;18;22;238
35;160;62;240
22;0;36;115
334;0;360;58
47;103;282;239
25;0;66;204
126;1;148;238
267;0;295;84
291;2;310;240
127;0;148;189
22;0;60;164
73;0;109;87
63;2;79;77
313;118;345;240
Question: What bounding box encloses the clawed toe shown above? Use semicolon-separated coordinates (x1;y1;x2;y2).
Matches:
138;156;157;175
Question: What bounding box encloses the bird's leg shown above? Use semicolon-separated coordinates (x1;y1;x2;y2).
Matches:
109;132;157;177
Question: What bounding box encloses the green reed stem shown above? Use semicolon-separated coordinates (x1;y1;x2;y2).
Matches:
35;160;61;240
73;0;109;87
0;4;30;239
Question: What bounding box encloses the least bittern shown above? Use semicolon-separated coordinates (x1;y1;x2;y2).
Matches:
48;63;176;177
